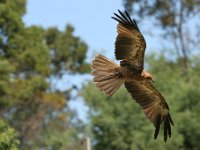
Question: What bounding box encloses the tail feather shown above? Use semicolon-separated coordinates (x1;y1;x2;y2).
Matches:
95;78;122;96
91;56;118;70
106;79;123;96
91;55;123;96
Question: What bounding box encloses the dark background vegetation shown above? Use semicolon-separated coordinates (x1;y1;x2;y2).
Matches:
0;0;200;149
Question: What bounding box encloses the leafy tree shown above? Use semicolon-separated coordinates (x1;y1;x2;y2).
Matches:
0;120;19;150
0;0;89;149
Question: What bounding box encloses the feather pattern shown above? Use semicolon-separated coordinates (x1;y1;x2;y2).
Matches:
91;55;123;96
124;77;174;142
112;10;146;74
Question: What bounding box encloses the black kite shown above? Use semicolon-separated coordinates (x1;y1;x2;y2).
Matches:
91;10;174;142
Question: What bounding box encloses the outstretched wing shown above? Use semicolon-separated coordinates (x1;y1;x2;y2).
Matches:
124;78;174;142
112;10;146;74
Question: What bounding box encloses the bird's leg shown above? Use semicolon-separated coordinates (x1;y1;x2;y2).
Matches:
141;70;154;81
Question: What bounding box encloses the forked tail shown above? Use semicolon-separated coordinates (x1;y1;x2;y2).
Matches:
91;55;123;96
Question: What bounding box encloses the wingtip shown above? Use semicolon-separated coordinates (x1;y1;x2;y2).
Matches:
163;113;173;142
117;9;128;16
164;121;168;142
154;114;161;140
154;113;174;142
164;137;167;143
168;114;174;126
125;10;129;16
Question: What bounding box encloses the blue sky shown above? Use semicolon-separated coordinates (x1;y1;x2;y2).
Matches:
24;0;124;59
23;0;165;59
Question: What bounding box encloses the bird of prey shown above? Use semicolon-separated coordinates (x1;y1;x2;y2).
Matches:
91;10;174;142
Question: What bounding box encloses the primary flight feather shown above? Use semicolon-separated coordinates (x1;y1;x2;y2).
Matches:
91;10;174;142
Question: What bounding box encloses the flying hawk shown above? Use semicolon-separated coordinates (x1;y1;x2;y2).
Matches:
91;10;174;142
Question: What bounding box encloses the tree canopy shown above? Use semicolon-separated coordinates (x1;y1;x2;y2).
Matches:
0;0;89;149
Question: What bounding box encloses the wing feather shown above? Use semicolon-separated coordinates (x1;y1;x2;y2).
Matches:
112;10;146;73
124;78;173;142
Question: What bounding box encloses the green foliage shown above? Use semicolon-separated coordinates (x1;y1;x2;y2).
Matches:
0;0;25;36
0;120;19;150
82;53;200;150
45;25;90;74
0;0;89;149
30;114;84;150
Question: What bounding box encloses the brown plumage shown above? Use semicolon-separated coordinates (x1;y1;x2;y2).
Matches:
91;10;174;142
112;10;146;74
